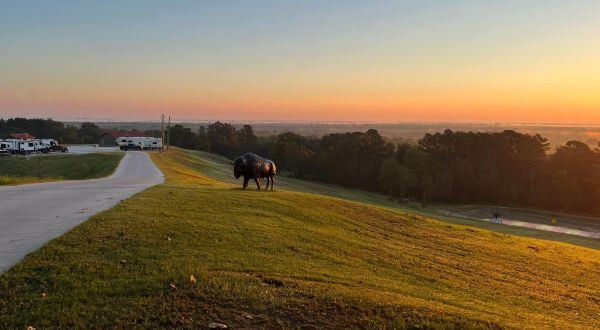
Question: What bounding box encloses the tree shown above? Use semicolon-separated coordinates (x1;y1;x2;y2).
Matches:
144;129;162;138
379;158;402;197
197;126;209;151
207;121;238;157
378;158;415;201
168;124;199;150
236;125;258;154
419;175;437;207
78;122;103;144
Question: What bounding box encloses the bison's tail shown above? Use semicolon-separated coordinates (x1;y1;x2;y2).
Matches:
271;162;277;175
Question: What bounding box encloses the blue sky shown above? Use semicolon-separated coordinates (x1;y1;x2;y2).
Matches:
1;1;599;122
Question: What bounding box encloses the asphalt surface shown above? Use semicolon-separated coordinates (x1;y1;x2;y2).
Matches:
66;145;121;154
0;151;164;272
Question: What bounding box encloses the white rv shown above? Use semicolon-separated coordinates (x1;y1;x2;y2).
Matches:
115;137;128;149
0;141;12;156
3;139;36;154
118;137;143;150
117;137;162;151
0;140;16;153
149;137;163;150
37;139;68;152
20;140;37;153
33;140;49;153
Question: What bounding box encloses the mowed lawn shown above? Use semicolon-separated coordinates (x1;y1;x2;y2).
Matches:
167;150;600;250
0;153;124;185
1;149;599;329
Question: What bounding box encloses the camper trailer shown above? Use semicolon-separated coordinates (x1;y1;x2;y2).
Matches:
33;140;49;153
3;139;37;154
0;139;32;154
117;137;144;150
0;141;10;156
0;139;67;154
20;140;36;154
37;139;68;152
116;137;162;151
0;140;16;154
140;137;163;150
149;137;163;150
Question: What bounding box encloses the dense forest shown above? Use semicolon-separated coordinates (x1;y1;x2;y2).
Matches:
4;118;600;215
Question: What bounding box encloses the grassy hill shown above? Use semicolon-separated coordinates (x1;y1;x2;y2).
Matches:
0;149;598;329
0;153;124;185
171;150;600;250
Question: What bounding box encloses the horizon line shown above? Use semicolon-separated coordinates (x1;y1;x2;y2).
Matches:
3;116;600;128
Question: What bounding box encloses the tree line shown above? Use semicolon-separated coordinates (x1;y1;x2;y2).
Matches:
165;122;600;216
0;118;105;144
4;118;600;215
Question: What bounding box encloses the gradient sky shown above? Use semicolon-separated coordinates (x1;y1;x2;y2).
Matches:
1;1;599;123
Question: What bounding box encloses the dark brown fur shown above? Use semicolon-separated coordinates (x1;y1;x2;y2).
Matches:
232;153;276;190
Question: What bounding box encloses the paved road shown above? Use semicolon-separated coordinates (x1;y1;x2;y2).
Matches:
494;218;600;239
0;152;164;271
66;145;121;154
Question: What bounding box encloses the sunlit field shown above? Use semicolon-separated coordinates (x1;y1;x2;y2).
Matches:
1;149;598;329
172;149;600;250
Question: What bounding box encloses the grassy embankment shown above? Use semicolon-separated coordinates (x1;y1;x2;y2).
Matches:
0;153;124;185
173;150;600;250
0;148;599;329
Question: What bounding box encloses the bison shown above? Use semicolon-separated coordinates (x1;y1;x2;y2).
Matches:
232;153;276;191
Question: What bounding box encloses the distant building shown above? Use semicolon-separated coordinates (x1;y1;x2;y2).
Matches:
7;133;36;140
98;130;146;147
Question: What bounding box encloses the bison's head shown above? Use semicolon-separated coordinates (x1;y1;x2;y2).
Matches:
232;156;246;179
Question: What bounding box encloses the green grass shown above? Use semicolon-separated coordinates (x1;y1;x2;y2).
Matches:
0;149;599;329
172;150;600;250
0;153;124;185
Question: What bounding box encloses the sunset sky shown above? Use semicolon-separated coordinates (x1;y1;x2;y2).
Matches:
1;1;599;123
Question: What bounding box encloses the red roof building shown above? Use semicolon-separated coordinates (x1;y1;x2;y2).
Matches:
9;133;36;140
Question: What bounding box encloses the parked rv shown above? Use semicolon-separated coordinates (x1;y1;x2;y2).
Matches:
116;137;162;151
34;140;50;153
3;139;36;154
0;140;16;154
0;139;68;154
38;139;68;152
149;137;163;150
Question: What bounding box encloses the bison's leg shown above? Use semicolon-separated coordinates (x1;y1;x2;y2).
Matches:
243;177;249;189
265;177;270;190
270;175;274;191
254;177;261;190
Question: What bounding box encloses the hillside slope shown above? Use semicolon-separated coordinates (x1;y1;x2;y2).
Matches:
172;149;600;249
0;149;598;329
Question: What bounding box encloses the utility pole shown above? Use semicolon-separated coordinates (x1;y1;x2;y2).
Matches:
161;114;165;152
167;116;171;150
